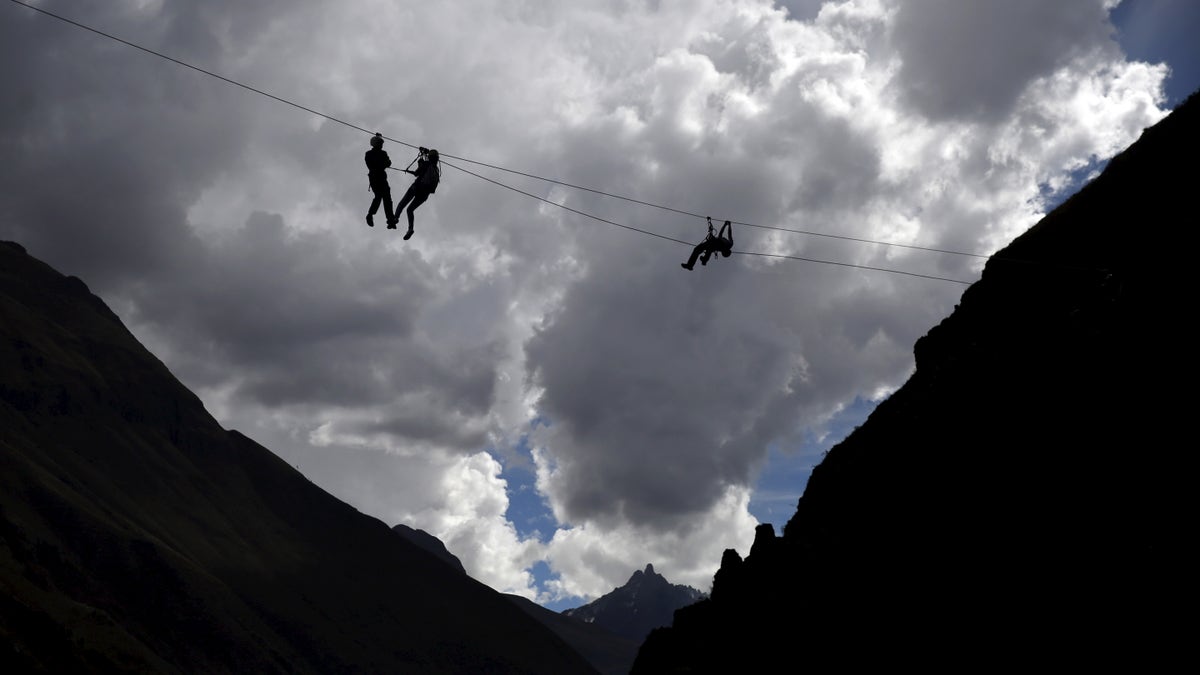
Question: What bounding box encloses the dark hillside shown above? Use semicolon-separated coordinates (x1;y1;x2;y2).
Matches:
0;240;596;674
508;594;642;675
634;91;1198;672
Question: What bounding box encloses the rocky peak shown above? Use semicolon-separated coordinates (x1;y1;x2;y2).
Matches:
563;563;706;643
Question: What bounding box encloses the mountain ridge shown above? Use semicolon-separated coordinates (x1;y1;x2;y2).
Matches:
390;522;693;675
0;239;597;674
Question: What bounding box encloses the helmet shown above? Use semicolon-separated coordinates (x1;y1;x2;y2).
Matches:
370;133;384;148
427;149;439;161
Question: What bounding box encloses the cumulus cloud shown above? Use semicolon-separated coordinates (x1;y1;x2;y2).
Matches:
890;0;1121;122
0;0;1169;603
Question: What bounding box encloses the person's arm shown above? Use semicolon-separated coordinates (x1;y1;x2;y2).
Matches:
721;220;732;245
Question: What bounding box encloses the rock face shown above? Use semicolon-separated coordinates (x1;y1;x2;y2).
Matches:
633;93;1198;673
563;564;706;643
0;240;597;674
392;523;468;575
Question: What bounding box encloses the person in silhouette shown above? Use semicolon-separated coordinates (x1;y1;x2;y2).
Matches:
394;147;441;240
364;133;397;227
681;218;733;270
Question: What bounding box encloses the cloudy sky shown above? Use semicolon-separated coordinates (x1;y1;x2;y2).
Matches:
2;0;1195;610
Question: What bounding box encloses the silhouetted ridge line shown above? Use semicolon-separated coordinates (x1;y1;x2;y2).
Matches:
6;0;976;284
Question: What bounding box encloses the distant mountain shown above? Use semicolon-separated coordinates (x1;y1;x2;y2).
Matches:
0;240;597;674
565;564;705;643
633;92;1199;672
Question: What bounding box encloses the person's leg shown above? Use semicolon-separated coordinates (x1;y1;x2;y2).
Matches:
394;185;416;230
404;192;429;240
682;242;704;269
367;192;382;226
383;187;395;225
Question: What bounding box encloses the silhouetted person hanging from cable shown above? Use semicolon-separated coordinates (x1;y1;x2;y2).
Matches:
682;217;733;270
365;133;397;227
394;147;441;240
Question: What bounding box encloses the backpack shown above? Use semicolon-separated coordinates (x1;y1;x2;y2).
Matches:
419;160;441;193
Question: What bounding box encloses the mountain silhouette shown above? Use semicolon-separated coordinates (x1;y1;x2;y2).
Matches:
392;523;468;575
0;239;597;673
564;564;705;644
633;91;1199;672
391;524;654;675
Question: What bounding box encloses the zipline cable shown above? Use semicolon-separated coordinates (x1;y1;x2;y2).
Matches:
3;0;419;151
446;160;971;285
437;152;986;258
7;0;976;283
444;160;693;246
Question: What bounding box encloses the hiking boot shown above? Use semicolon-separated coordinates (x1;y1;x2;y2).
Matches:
404;228;414;240
681;263;693;271
366;214;374;227
387;223;397;229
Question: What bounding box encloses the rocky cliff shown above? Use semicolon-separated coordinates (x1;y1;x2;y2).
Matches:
633;92;1198;672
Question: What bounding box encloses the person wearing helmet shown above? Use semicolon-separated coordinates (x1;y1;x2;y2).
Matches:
394;147;441;240
365;133;397;227
681;218;733;270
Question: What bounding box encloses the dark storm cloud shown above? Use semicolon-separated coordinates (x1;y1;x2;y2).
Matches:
774;0;824;23
358;408;492;450
120;209;503;448
0;0;300;295
786;114;883;215
890;0;1116;122
124;212;417;382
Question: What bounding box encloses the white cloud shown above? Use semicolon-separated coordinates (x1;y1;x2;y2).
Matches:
540;484;759;600
0;0;1168;604
405;452;547;598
